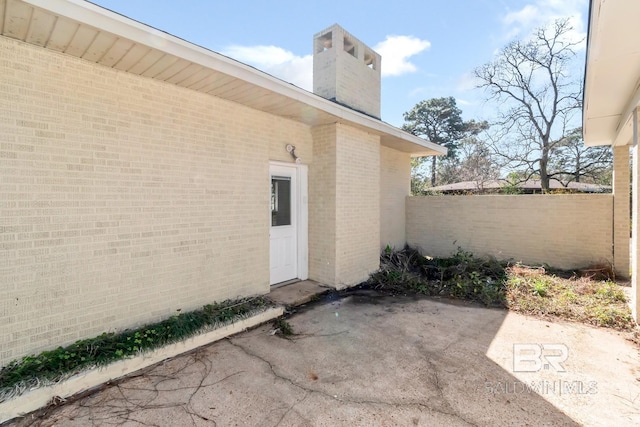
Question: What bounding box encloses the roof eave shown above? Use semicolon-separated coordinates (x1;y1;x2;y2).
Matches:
20;0;446;156
583;0;640;147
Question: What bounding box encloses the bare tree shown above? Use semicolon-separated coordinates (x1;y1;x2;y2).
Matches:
475;19;583;192
437;136;499;188
550;127;612;185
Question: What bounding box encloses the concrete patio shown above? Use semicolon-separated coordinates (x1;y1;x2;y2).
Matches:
10;290;640;426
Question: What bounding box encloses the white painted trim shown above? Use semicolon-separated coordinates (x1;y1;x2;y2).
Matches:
297;165;309;280
612;94;640;146
270;163;298;284
269;161;308;283
632;109;639;323
0;307;284;424
583;1;640;148
22;0;445;156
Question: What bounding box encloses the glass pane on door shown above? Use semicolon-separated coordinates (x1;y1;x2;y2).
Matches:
271;176;291;226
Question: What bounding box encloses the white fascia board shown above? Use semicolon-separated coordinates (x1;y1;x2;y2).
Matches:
24;0;446;156
613;90;640;147
614;115;633;147
378;124;447;155
584;0;640;147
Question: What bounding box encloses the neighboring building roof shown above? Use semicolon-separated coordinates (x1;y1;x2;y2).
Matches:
429;180;611;193
583;0;640;147
3;0;446;157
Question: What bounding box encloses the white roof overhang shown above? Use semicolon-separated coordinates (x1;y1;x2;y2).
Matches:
583;0;640;147
1;0;446;156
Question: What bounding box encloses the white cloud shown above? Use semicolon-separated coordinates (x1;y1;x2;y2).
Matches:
503;4;540;29
223;45;296;66
374;35;431;77
222;45;313;90
264;55;313;91
456;72;482;92
501;0;587;47
221;33;431;90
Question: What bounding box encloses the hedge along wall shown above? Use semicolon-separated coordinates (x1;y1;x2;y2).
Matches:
406;195;613;270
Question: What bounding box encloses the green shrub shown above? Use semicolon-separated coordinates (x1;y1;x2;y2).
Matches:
0;297;270;398
370;247;507;306
272;318;294;336
371;247;635;331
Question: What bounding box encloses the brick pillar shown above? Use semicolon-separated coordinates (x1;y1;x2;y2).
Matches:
308;123;380;289
334;124;380;288
309;124;338;286
613;146;630;279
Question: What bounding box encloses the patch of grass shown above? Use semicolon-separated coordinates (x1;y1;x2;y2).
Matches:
0;297;271;401
370;247;635;331
272;318;294;336
506;267;633;329
530;277;551;297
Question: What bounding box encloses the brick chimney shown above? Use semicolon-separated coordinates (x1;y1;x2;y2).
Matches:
313;24;381;119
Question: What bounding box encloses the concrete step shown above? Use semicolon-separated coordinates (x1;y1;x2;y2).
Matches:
267;280;332;307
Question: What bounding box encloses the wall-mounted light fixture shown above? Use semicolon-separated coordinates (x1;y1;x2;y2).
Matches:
286;144;302;164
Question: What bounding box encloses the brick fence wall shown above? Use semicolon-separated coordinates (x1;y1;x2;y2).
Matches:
406;195;613;270
380;146;410;250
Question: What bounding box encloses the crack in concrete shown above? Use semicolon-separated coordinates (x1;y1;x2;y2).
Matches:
274;392;309;426
16;327;477;426
226;338;477;426
286;331;350;341
16;350;249;427
425;357;478;427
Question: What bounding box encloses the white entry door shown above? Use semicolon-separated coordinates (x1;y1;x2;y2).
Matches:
270;165;298;285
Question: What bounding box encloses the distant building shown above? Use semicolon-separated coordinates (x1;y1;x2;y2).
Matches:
427;179;611;194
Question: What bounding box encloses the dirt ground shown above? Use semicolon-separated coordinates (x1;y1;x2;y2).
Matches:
12;290;640;426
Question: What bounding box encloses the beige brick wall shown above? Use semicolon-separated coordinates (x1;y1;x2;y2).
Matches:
335;125;380;287
0;36;311;366
613;146;630;278
632;123;640;323
309;124;337;285
269;133;312;165
407;195;613;270
308;124;380;288
380;147;410;250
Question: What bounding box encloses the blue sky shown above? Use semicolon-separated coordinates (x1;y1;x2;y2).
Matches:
89;0;588;127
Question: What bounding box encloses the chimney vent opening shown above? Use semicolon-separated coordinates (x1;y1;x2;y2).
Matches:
343;36;357;58
364;50;377;70
315;32;333;53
